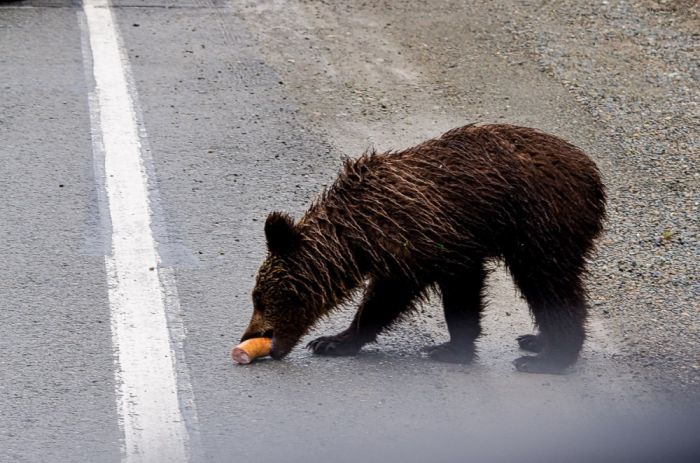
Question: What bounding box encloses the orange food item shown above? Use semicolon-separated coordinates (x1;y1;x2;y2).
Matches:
231;338;272;364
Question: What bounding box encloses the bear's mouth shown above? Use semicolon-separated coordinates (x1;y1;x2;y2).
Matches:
269;331;300;360
262;330;279;357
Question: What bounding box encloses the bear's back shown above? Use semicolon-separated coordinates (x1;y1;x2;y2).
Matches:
304;124;605;273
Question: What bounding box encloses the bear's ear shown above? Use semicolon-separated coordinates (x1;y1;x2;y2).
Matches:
264;211;300;255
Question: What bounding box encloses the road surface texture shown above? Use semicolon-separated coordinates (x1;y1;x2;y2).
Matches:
0;0;697;462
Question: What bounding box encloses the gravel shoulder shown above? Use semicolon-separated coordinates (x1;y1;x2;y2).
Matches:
236;0;698;401
487;0;699;400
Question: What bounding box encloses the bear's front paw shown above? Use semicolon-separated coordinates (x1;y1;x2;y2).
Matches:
307;335;361;356
422;342;475;364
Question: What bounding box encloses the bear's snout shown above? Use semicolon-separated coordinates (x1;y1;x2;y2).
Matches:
240;311;273;343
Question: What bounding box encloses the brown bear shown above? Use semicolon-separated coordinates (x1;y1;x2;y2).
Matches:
240;124;606;373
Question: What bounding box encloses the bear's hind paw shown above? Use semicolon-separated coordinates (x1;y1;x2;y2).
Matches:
516;334;544;353
422;342;476;364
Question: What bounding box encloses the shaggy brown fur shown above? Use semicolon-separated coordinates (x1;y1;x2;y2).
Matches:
241;124;606;373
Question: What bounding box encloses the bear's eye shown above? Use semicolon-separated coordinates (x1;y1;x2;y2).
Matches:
252;291;263;309
256;301;269;316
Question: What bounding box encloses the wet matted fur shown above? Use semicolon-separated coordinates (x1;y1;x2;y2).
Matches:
241;123;606;373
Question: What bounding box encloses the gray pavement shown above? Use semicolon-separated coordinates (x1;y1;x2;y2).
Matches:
1;1;697;462
0;4;120;462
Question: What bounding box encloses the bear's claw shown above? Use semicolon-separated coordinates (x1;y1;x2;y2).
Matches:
307;335;361;356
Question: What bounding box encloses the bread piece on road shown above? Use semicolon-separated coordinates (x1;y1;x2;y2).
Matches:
231;338;272;364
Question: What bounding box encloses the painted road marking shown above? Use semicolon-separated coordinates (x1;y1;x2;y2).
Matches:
81;1;189;461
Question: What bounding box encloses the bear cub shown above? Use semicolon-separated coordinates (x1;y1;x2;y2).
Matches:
240;124;606;373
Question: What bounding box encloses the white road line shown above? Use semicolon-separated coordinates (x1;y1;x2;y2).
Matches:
81;1;189;461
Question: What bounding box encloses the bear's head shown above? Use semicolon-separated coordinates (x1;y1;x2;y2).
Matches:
240;212;318;359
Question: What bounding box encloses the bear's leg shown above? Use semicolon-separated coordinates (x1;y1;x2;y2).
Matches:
423;263;486;364
307;278;419;356
510;262;588;374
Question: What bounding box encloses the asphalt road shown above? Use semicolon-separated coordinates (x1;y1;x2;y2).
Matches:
1;1;697;462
